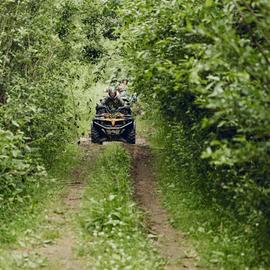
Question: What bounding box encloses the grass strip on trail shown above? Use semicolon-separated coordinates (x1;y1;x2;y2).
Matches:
78;144;163;270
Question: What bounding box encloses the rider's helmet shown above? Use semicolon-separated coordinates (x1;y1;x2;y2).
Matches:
108;88;117;98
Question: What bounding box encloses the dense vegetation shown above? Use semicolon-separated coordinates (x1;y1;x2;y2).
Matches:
0;0;113;234
2;0;270;268
115;0;270;267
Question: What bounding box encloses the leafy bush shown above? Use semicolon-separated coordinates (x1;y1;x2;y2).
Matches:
0;0;108;220
0;130;46;212
117;0;270;266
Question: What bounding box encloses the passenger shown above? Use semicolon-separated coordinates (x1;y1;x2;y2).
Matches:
117;79;129;96
117;79;130;103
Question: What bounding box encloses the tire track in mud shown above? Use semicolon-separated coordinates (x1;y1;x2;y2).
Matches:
36;169;84;270
126;138;200;270
34;141;101;270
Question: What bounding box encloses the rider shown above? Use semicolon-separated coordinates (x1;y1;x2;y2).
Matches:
101;87;125;111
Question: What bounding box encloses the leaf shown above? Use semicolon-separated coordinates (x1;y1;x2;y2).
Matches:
205;0;213;7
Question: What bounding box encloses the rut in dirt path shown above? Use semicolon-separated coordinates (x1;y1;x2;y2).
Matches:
36;142;100;270
126;139;200;270
36;169;84;270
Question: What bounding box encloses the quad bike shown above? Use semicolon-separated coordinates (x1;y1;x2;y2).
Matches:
90;105;136;144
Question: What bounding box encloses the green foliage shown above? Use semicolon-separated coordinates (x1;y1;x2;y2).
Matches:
0;130;45;213
117;0;270;267
149;117;267;269
79;145;163;270
80;0;120;64
0;143;82;244
0;0;107;226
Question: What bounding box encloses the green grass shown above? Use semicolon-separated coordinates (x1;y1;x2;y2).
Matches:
0;144;83;269
140;117;268;270
78;144;163;270
0;141;104;270
155;163;252;269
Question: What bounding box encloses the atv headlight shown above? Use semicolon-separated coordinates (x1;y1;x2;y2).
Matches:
99;120;108;126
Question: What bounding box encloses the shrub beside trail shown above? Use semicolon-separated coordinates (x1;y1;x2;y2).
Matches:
0;0;113;240
116;0;270;268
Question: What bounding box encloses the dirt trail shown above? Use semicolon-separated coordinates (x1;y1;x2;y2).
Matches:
11;137;199;270
36;169;84;270
126;138;200;270
35;141;100;270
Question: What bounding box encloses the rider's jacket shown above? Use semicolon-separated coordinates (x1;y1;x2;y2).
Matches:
101;96;124;111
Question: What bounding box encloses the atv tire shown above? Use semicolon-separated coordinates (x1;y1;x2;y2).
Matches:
91;125;102;144
126;128;136;144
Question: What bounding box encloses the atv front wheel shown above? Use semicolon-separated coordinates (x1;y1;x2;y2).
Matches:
126;128;136;144
91;125;102;144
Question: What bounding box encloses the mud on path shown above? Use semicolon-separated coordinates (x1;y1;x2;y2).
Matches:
126;138;200;270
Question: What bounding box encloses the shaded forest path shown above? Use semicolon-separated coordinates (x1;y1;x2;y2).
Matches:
36;169;85;270
126;138;200;270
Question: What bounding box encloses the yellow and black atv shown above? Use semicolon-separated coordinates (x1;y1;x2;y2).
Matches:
90;105;136;144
